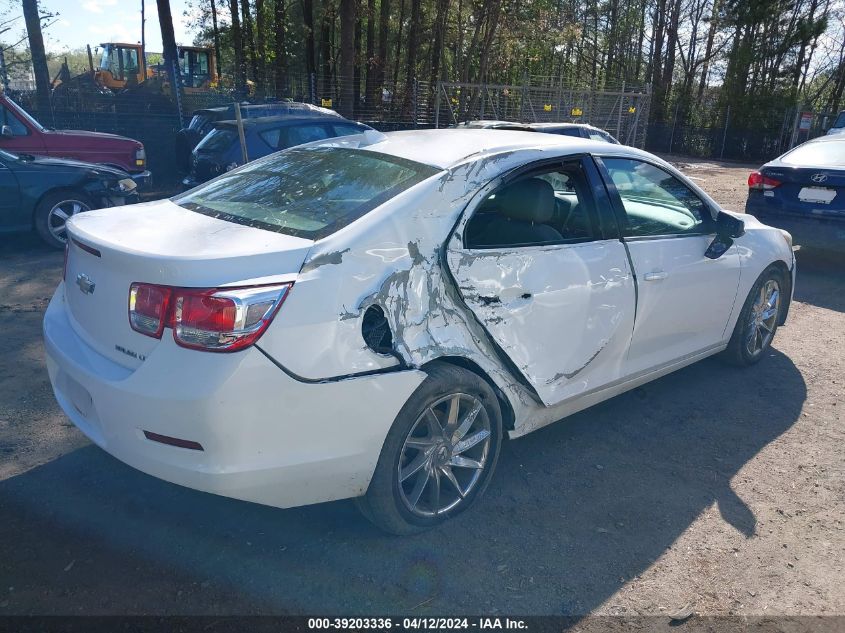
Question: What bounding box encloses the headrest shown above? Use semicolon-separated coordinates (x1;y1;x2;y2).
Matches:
494;178;555;223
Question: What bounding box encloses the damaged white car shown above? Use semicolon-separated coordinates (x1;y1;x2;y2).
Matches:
44;129;796;534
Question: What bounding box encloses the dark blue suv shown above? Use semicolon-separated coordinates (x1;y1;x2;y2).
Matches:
183;116;372;187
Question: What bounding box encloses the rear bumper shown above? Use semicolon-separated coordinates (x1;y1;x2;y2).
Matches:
130;170;153;189
746;199;845;252
43;284;425;509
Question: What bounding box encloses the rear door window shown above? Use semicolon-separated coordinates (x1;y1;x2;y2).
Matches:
195;128;237;153
331;123;366;137
278;124;332;149
173;147;441;240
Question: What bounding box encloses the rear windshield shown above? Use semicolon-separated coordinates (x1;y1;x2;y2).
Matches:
832;112;845;129
195;128;237;153
781;140;845;166
173;146;441;240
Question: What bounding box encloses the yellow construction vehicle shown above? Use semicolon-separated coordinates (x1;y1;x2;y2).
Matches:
52;42;218;94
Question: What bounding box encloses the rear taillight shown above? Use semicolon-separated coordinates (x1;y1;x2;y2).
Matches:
128;282;291;352
748;171;781;190
129;283;172;338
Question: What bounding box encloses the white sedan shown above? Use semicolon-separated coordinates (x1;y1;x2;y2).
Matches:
44;129;796;534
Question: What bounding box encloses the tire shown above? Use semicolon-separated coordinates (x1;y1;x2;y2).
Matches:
34;190;93;249
722;265;785;366
357;362;503;535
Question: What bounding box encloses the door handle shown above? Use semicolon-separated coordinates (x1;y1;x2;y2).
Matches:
643;271;668;281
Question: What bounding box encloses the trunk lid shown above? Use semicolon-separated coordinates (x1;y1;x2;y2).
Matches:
762;165;845;218
64;199;313;369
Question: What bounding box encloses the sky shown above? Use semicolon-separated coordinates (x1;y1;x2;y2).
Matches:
2;0;200;54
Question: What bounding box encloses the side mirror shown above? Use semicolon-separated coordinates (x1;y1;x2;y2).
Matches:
0;125;13;139
705;211;745;259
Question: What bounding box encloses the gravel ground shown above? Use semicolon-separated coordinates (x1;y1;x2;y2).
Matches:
0;157;842;617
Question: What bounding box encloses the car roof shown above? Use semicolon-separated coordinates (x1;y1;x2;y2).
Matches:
216;115;360;129
196;102;342;119
528;122;595;130
357;128;636;169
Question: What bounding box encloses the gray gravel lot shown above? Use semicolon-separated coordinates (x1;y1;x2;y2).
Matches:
0;157;843;616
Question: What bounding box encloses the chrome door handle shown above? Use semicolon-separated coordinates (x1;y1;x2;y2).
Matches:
644;271;668;281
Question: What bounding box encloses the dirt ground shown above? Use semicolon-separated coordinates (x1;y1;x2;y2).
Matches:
0;157;843;617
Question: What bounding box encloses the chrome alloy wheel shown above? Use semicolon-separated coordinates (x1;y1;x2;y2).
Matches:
745;279;780;356
48;199;91;243
397;393;492;518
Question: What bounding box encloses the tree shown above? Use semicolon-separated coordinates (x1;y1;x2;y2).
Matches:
21;0;50;119
157;0;183;114
229;0;246;95
274;0;287;97
339;0;355;116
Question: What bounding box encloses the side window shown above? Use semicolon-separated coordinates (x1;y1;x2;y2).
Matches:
0;105;28;136
555;128;583;138
589;131;614;143
279;124;331;148
465;160;599;249
602;158;713;237
331;123;365;137
259;128;282;149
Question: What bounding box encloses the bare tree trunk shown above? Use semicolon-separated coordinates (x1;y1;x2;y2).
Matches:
229;0;246;95
354;8;362;114
210;0;222;76
403;0;421;110
696;0;720;100
303;0;316;80
21;0;51;120
274;0;287;97
392;0;405;88
429;0;449;89
241;0;258;83
339;0;356;117
376;0;390;102
364;0;376;105
320;3;334;99
255;0;266;96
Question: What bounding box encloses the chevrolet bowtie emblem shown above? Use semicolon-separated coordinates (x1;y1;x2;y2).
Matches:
76;273;96;295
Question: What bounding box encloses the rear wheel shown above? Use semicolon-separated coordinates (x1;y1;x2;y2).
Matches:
723;266;784;366
34;191;92;249
357;362;503;535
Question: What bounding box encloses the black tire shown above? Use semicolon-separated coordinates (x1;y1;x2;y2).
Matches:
34;190;93;249
357;362;503;535
722;265;785;366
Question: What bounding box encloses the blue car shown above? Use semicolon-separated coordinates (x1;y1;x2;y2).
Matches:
183;115;371;187
745;136;845;251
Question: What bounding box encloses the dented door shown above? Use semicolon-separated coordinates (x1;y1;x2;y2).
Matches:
446;240;636;407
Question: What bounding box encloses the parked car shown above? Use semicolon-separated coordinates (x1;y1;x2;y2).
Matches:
0;92;150;187
182;115;371;187
525;122;620;143
460;120;620;143
745;135;844;251
175;101;342;169
0;148;139;248
46;130;795;534
825;111;844;136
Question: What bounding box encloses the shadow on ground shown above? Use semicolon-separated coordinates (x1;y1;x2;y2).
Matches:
0;345;805;615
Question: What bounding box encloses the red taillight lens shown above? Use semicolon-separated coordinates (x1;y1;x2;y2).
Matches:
127;282;291;352
172;284;291;352
748;171;781;190
129;283;172;338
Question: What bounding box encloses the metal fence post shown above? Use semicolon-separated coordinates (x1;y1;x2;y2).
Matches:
434;81;441;128
413;78;419;128
309;73;317;105
720;105;731;159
